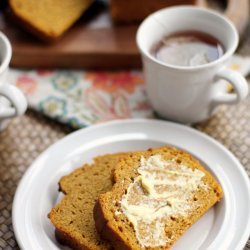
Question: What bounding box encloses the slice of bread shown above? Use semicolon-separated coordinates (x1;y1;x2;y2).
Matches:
48;153;128;250
110;0;196;23
94;146;223;250
9;0;93;41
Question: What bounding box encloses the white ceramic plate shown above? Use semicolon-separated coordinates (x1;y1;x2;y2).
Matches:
13;119;250;250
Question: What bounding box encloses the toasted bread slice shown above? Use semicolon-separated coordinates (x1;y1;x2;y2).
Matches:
94;146;223;250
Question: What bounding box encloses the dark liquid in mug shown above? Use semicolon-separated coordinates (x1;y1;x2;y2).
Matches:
151;31;224;67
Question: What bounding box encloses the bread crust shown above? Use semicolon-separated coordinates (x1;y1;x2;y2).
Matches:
94;201;129;250
7;8;60;42
55;229;90;250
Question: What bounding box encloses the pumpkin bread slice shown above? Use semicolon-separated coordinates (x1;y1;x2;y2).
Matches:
94;146;223;250
48;153;128;250
9;0;93;41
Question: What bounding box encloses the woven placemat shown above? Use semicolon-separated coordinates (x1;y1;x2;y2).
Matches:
0;111;72;249
1;22;250;250
1;96;250;250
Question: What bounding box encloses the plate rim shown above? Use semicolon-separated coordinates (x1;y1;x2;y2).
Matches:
12;118;250;250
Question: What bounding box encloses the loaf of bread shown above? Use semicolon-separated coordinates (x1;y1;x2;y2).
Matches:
94;146;223;249
48;153;128;250
110;0;196;23
9;0;93;41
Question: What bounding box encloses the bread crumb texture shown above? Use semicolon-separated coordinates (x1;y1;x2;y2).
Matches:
95;146;223;250
48;153;128;250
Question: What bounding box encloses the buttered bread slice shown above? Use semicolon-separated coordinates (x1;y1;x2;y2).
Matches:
94;147;223;250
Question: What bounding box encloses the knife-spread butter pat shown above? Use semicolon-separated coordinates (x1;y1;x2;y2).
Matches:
120;155;208;247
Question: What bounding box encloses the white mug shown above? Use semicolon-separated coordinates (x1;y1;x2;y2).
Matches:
0;32;27;130
136;6;249;123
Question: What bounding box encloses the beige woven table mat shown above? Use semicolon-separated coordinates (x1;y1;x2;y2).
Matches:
1;96;250;250
1;26;250;250
2;100;250;250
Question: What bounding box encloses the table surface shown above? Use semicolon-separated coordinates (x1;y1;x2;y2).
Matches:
0;22;250;250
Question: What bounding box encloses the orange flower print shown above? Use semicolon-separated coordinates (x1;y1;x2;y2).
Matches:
16;75;37;94
85;71;143;94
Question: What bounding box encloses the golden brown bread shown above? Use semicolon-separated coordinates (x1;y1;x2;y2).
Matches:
48;153;128;250
94;146;223;250
110;0;196;23
9;0;93;41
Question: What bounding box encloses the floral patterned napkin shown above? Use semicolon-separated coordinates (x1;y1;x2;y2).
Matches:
8;55;250;129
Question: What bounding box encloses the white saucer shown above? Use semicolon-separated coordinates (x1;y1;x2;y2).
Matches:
12;119;250;250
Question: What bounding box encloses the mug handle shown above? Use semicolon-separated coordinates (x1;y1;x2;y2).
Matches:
212;68;249;105
0;84;27;118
